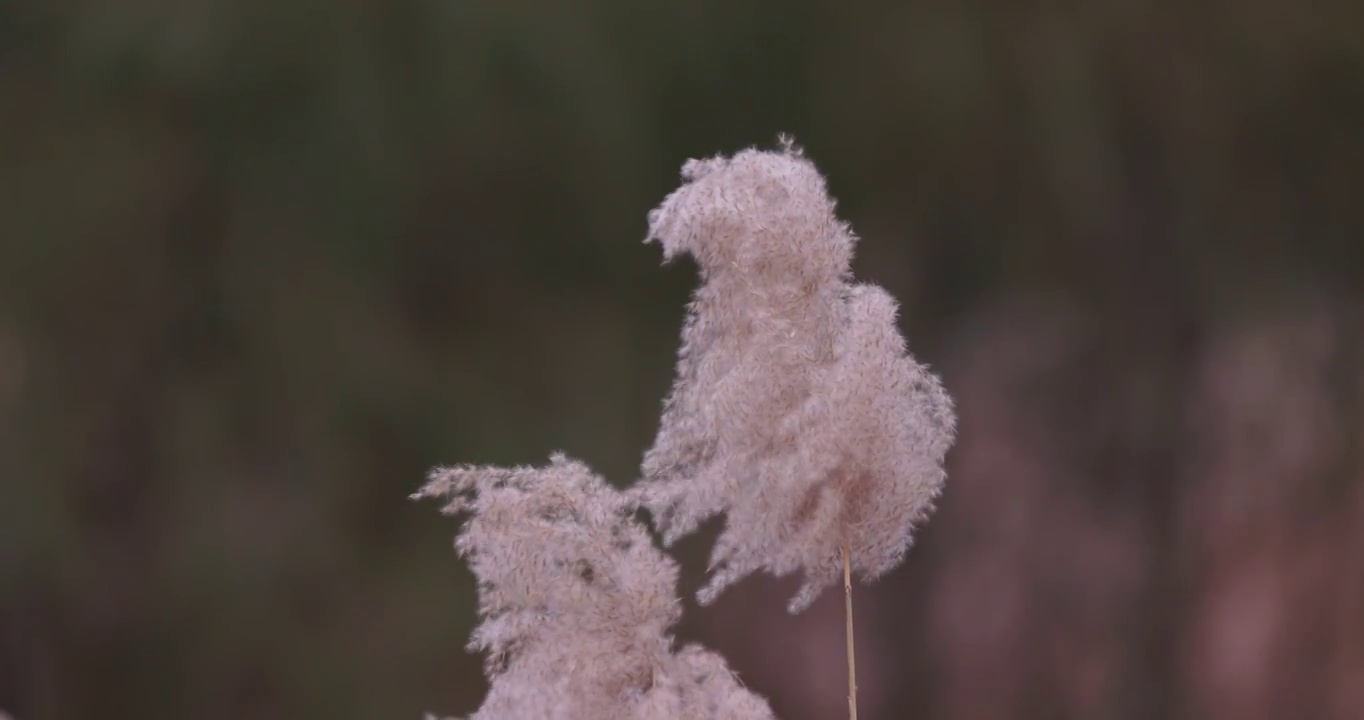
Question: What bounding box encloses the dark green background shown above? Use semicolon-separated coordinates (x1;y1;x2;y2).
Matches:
2;1;1362;718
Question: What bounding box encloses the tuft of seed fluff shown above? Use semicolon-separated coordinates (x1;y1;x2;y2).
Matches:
634;136;957;613
413;453;776;720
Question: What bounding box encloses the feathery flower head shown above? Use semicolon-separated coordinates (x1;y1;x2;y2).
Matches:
414;454;775;719
645;135;855;286
636;138;957;613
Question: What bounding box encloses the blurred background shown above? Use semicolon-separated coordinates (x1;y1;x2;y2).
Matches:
2;0;1363;718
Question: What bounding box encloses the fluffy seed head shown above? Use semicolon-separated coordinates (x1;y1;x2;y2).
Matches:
636;138;957;613
413;454;776;719
645;136;855;286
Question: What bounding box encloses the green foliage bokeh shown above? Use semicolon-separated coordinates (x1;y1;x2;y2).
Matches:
1;0;1361;718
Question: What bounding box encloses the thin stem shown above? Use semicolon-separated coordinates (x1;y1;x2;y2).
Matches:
842;545;857;720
